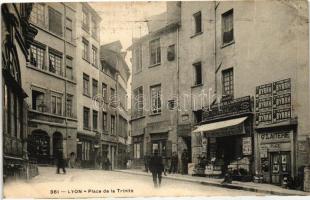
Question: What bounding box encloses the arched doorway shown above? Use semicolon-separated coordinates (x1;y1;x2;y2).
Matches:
52;132;63;159
28;130;50;164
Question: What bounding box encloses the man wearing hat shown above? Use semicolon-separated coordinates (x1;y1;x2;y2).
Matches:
149;149;164;188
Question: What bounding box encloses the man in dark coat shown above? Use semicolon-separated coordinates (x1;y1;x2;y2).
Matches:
181;149;189;175
149;149;164;188
169;151;178;174
56;149;66;174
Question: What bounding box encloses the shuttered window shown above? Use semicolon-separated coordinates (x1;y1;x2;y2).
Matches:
48;7;62;36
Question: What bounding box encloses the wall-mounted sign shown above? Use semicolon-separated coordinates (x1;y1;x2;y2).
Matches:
242;137;252;155
202;96;252;122
260;131;290;142
256;78;291;126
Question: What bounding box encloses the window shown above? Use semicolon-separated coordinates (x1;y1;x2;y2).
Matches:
83;107;90;129
65;18;73;42
167;44;175;61
51;95;62;115
32;90;45;112
149;39;161;65
193;110;203;124
102;112;107;131
150;85;161;114
193;11;202;34
93;110;98;131
65;56;73;80
83;73;90;96
66;94;73;117
111;115;115;135
92;46;98;67
92;79;98;97
82;39;89;61
193;62;202;86
134;46;142;72
31;3;45;26
102;83;107;102
82;8;89;31
30;45;45;70
82;141;91;161
222;9;234;44
134;143;141;159
48;7;62;36
133;86;143;117
91;17;98;39
222;68;234;97
110;88;116;107
168;99;176;110
49;52;62;76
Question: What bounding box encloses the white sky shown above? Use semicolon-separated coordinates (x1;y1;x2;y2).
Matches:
90;2;167;109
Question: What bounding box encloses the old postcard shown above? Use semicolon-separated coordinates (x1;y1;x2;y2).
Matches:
2;0;310;198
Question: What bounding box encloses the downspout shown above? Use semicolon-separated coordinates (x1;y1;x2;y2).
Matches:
63;3;68;160
214;1;218;96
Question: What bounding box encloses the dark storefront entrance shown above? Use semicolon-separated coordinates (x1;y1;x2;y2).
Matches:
28;130;50;164
270;151;291;185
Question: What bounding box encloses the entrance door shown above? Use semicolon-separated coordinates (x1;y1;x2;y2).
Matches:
270;152;291;185
52;132;63;160
28;130;50;164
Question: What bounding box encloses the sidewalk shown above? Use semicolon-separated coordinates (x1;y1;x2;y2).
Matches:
115;169;310;196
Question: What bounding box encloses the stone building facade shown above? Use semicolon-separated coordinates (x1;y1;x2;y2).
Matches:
23;3;78;165
2;3;38;179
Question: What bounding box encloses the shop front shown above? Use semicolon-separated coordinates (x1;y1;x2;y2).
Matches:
192;96;254;179
256;128;295;185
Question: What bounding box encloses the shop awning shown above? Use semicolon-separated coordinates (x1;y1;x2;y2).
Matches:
192;117;247;133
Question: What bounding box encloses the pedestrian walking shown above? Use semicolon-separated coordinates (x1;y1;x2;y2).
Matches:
56;149;66;174
149;149;164;188
181;149;189;175
169;151;178;174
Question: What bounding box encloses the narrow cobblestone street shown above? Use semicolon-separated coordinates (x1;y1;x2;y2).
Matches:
4;167;262;198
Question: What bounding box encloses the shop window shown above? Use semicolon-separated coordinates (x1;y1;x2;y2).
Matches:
48;7;63;36
222;9;234;45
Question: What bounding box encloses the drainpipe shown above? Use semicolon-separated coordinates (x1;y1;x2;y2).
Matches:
214;1;218;96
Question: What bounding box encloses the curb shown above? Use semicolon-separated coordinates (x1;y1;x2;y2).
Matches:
115;170;309;196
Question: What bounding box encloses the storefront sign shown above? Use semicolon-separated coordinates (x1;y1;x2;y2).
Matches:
202;96;252;121
260;131;290;143
242;137;252;155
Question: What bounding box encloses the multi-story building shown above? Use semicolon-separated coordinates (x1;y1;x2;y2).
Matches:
178;1;309;186
130;1;310;187
23;3;78;165
75;3;102;168
100;41;130;169
129;2;181;169
2;3;38;179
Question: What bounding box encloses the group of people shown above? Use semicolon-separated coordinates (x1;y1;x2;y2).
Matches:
146;149;190;188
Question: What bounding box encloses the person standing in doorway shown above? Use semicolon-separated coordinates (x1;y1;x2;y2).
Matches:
56;149;66;174
181;149;189;175
149;149;164;188
169;151;178;174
